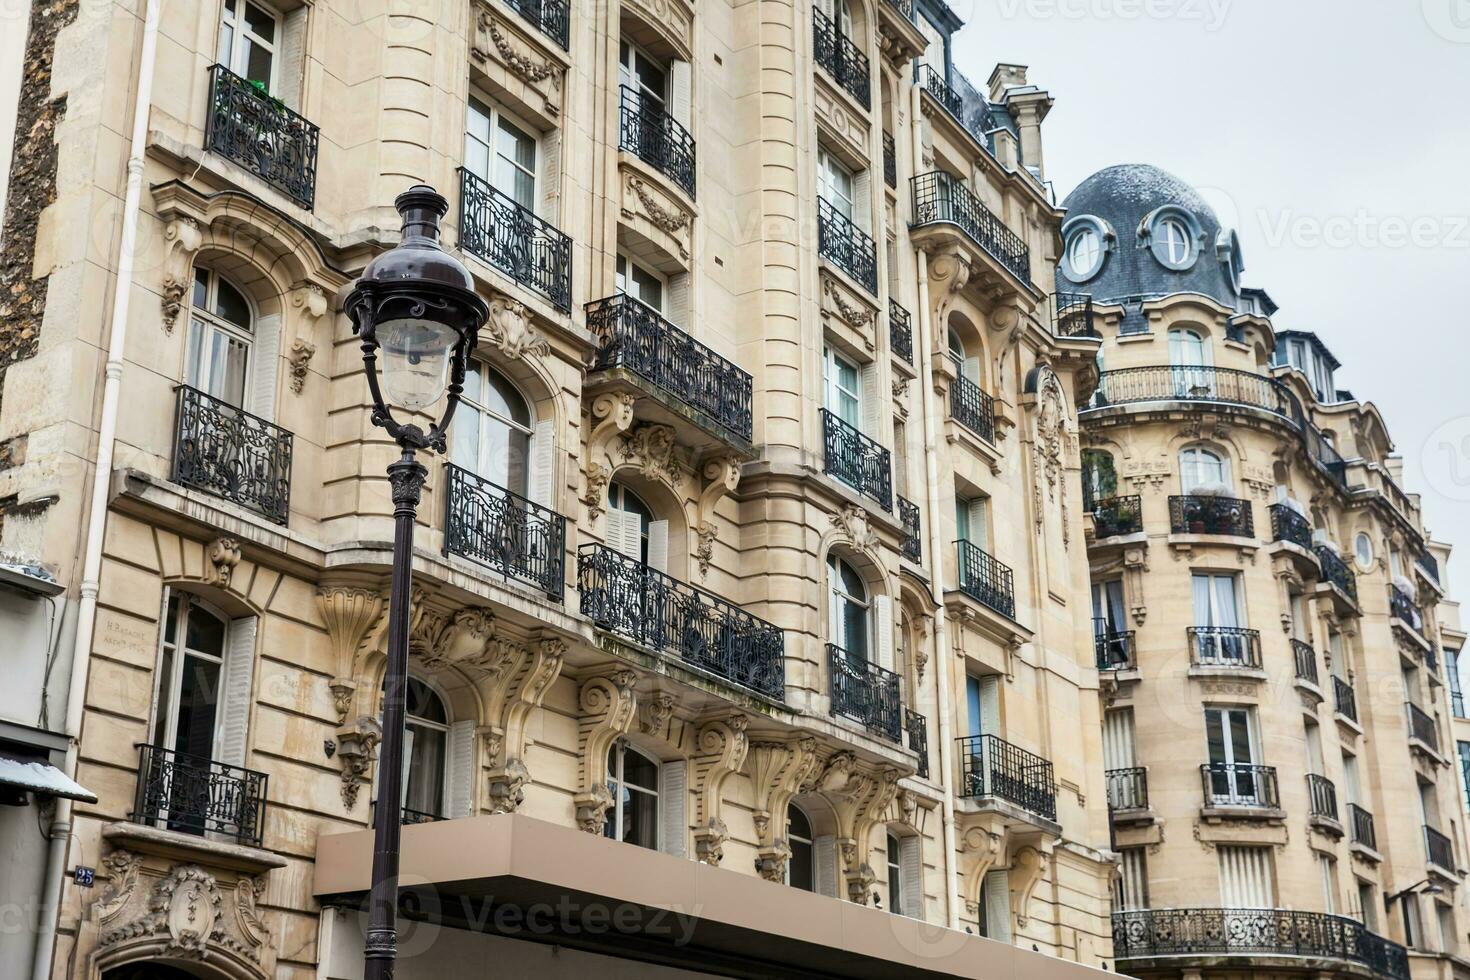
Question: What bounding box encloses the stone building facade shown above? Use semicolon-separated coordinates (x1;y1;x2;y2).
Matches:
1062;164;1468;980
0;0;1120;977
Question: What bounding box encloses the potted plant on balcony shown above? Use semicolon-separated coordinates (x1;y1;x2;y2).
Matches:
1189;480;1233;533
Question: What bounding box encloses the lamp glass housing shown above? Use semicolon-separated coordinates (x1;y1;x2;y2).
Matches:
378;316;459;411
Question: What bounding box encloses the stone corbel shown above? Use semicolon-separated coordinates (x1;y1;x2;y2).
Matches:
1122;547;1149;627
316;587;386;724
988;305;1025;440
574;671;639;833
639;691;676;737
925;247;971;333
485;294;552;359
160;217;202;333
690;714;750;865
749;737;822;881
694;456;740;578
622;423;684;487
287;285;326;394
911;615;931;682
484;636;565;813
335;717;381;811
835;765;902;904
1009;845;1050;927
960;824;1004;912
204;536;242;590
584;393;636;520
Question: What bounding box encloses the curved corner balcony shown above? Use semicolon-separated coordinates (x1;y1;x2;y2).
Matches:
1088;365;1304;421
910;171;1031;287
1112;908;1409;980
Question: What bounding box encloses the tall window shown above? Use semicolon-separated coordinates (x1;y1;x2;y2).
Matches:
788;803;815;890
822;345;861;427
818;149;856;221
606;483;659;568
1093;580;1129;666
1180;446;1229;493
152;594;230;763
1204;706;1259;803
620;39;668;111
1459;743;1470;810
1081;450;1117;509
186;268;253;408
955;495;988;550
886;832;904;915
217;0;280;88
616;252;666;313
452;362;533;496
1357;879;1378;930
1193;572;1246;661
817;0;855;36
947;327;980;384
465;98;538;211
1114;847;1148;910
605;742;659;849
1319;855;1340;914
1217;845;1273;907
1168;327;1212;395
828;554;869;659
966;674;998;739
402;677;448;818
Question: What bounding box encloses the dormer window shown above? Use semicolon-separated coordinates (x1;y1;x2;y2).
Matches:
1143;207;1201;270
1158;218;1190;264
1065;227;1101;279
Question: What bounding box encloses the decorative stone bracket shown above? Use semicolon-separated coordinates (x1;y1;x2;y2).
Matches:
160;217;203;333
483;636;566;813
749;737;822;881
584;393;636;521
690;714;750;865
694;456;740;579
574;671;639;833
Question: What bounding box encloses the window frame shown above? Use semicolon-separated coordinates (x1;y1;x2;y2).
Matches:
150;592;231;761
465;96;541;213
828;553;870;660
787;803;815;891
1179;445;1230;493
217;0;282;90
605;740;661;850
401;675;451;818
817;148;857;221
185;267;255;408
453;360;535;496
619;38;669;107
822;344;861;426
616;251;668;314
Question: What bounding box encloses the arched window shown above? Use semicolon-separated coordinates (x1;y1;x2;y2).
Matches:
828;554;869;659
947;326;981;384
403;677;449;819
452;361;533;496
1168;328;1213;398
607;482;667;571
1180;446;1230;493
152;593;230;763
605;742;659;850
788;803;815;891
186;268;254;408
1354;532;1375;570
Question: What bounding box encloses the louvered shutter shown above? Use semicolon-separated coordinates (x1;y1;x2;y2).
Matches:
984;869;1012;941
1102;708;1136;770
899;835;922;918
967;498;989;551
1218;846;1274;907
874;595;894;672
540;129;562;226
444;720;476;818
647;520;669;573
250;315;281;421
527;419;555;507
659;760;687;857
814;835;838;897
670;62;693;130
217;617;258;769
979;675;1000;735
667;272;691;329
854;168;873;237
608;510;639;562
963;356;982;385
862;361;882;438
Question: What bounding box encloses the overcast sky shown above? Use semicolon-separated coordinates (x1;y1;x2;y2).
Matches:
950;0;1470;593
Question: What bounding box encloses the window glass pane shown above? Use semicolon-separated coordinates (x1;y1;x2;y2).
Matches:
403;723;445;813
185;605;226;655
243;39;272;86
175;653;221;759
217;22;234;70
213;278;251;329
406;677;446;723
451;405;481;473
464;140;489;183
484;368;531;426
789;836;814;890
244;2;276;43
151;645;175;746
624;787;658;848
623;749;658;791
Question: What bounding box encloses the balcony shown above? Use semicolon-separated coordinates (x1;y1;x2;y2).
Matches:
1307;772;1339;822
1350;803;1377;850
882;131;896;188
956;540;1016;620
910;171;1030;286
897;496;922;563
828;643;901;742
131;743;268;847
443;464;566;599
1094;624;1136;671
585;294;754;444
1106;766;1148;812
1111;909;1409;980
950;374;996;443
172;384;292;525
1169;494;1254;538
1088;365;1304;424
905;708;928;778
1188;626;1262;670
578;543;785;700
1051;292;1097;338
1269;502;1314;551
821;409;891;509
912;64;995;151
1333;675;1358;723
1389;585;1424;635
817;196;878;294
1426;825;1456;874
1417;550;1442;587
371;802;443;827
1316;545;1359;605
957;734;1057;823
619;86;696;197
1089;495;1142;538
500;0;570;49
1200;762;1279;809
205;64;319;209
1407;701;1439;753
889;300;913;364
1292;639;1319;686
812;8;870;107
458;167;572;311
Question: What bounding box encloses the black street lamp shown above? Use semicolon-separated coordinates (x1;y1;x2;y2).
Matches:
344;185;488;980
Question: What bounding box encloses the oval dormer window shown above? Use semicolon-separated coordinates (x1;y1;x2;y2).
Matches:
1156;217;1192;267
1065;227;1103;280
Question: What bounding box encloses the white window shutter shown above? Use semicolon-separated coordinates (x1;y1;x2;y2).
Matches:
899;834;922;918
979;675;1000;735
659;759;687;857
967;498;989;551
608;510;637;562
963;355;982;386
815;835;838;897
670;61;693;130
445;720;476;818
667;272;692;329
539;129;561;225
647;520;669;573
217;617;258;769
984;869;1012;942
527;419;555;507
250;315;282;421
874;595;894;672
854;168;873;236
861;361;881;438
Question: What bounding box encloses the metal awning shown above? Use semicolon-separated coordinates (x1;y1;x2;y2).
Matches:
0;751;96;803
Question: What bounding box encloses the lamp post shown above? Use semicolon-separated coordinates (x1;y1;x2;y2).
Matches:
344;185;488;980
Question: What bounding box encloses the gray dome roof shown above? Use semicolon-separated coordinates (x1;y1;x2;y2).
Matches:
1057;163;1241;310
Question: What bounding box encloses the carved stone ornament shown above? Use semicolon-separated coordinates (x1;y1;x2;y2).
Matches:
160;217;202;333
335;719;381;810
1031;365;1071;548
472;11;563;115
830;503;880;552
204;536;242;590
892;375;910;400
485;294;552;359
622;422;683;485
640;691;676;735
821;275;875;334
625;175;692;258
694;456;740;578
575;671;639;834
583;461;612;522
287;338;316;394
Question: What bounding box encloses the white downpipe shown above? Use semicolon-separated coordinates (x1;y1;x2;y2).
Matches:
32;1;161;976
910;81;962;931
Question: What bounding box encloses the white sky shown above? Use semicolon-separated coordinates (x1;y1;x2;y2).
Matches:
951;0;1470;593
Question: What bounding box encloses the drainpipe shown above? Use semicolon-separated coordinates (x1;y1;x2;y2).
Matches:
910;81;962;931
32;1;160;976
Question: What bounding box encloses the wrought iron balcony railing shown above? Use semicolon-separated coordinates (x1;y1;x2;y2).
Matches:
205;64;319;209
817;196;878;293
1333;675;1358;723
585;294;754;442
1426;824;1456;872
132;743;268;847
1094;623;1136;671
1390;585;1424;634
911;171;1030;285
619;86;696;197
1169;494;1254;537
1106;766;1148;811
911;64;995;148
897;496;922;563
950;373;996;443
956;539;1016;619
371;802;443;827
1316;545;1358;604
885;0;915;17
578;543;785;700
1307;772;1338;821
1088;365;1304;422
1111;908;1409;980
828;643;902;742
1089;495;1142;538
1417;549;1441;585
882;131;896;188
500;0;570;49
1350;803;1376;849
458;167;572;310
889;299;913;364
1051;292;1097;338
958;733;1057;822
1200;762;1279;809
1305;424;1349;490
172;384;292;525
1189;626;1262;669
905;708;929;777
1269;503;1314;551
821;408;892;509
1292;639;1319;685
812;8;870;107
1407;701;1439;752
444;464;566;599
